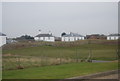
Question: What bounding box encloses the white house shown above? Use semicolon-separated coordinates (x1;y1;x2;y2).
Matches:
34;31;55;42
61;32;85;42
0;32;6;47
107;34;120;40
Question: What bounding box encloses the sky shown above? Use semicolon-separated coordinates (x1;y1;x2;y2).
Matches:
2;2;118;38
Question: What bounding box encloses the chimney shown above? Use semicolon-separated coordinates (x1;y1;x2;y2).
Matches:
39;30;41;34
48;31;52;35
70;32;73;36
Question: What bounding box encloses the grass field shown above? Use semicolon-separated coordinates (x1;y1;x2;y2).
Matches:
2;40;118;70
3;43;118;60
2;40;119;79
3;62;118;79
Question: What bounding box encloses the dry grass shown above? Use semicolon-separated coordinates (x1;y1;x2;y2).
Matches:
3;55;80;70
2;40;118;70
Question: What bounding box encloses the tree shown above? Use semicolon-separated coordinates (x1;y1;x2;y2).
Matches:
61;32;66;36
16;35;34;40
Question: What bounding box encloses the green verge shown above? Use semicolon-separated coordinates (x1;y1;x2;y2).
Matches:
3;62;118;79
3;44;118;61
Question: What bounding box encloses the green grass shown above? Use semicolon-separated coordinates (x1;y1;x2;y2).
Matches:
2;40;118;70
3;44;118;60
3;62;118;79
2;40;119;79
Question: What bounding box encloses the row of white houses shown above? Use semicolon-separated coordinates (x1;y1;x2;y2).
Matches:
34;34;55;42
34;32;85;42
107;34;120;40
0;32;120;47
61;32;85;41
34;32;120;42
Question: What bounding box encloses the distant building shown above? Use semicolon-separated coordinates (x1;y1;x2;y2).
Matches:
0;32;6;47
61;32;85;42
6;38;17;44
86;34;106;39
34;30;55;42
107;34;120;40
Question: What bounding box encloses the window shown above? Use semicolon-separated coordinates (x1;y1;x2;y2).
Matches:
68;37;70;41
64;37;65;41
43;37;45;41
74;37;76;41
48;37;50;40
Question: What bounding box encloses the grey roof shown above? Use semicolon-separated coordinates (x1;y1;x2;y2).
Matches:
62;32;84;37
35;34;54;37
108;34;120;36
0;32;6;36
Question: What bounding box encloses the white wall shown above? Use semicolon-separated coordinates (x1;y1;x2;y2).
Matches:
34;37;39;41
0;36;6;47
62;36;84;42
61;37;64;41
115;37;119;40
81;37;84;40
40;37;44;40
107;36;119;40
62;37;69;41
44;37;55;42
75;37;78;40
70;37;74;41
34;37;55;42
78;37;81;40
65;37;69;41
107;37;110;40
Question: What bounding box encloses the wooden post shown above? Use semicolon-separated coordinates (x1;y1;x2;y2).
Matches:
75;47;79;63
87;40;92;62
116;49;118;60
16;56;23;69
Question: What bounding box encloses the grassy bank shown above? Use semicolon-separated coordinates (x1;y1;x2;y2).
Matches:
3;62;118;79
3;43;117;60
2;40;118;70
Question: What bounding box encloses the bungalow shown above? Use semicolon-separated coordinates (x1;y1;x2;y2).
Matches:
34;31;55;42
61;32;85;42
107;34;120;40
0;32;6;47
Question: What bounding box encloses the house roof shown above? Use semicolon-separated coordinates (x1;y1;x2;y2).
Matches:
62;32;84;37
86;34;106;37
0;32;6;36
108;34;120;36
35;34;54;37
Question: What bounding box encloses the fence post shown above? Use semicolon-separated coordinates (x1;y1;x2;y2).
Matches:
116;49;118;60
89;49;92;62
75;47;79;63
87;40;92;62
16;56;23;69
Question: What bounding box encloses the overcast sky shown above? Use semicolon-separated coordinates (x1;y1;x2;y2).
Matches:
2;2;118;38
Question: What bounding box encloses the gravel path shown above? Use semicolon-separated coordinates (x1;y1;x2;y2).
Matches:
68;70;119;79
93;73;118;79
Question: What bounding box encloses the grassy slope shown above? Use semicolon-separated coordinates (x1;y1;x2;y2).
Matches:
3;44;117;60
3;62;118;79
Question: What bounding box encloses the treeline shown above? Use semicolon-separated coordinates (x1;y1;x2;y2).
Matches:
12;35;34;42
